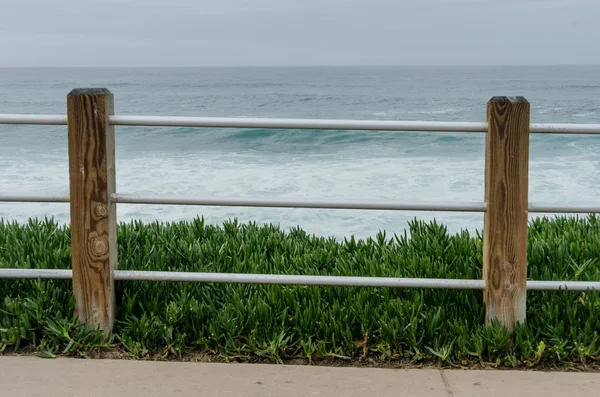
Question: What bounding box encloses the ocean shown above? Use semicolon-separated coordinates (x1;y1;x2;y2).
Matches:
1;66;599;240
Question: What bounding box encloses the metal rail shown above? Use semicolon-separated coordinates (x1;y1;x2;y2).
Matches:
115;271;483;289
2;113;600;134
0;194;70;203
109;117;600;134
528;204;600;214
526;280;600;291
0;269;72;279
0;194;600;214
1;193;599;214
1;268;599;291
530;123;600;134
110;116;488;132
0;114;67;125
113;195;600;214
111;194;487;212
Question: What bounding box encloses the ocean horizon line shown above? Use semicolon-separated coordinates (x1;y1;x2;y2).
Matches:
2;63;600;69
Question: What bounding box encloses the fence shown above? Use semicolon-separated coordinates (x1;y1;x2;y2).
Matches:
1;89;600;337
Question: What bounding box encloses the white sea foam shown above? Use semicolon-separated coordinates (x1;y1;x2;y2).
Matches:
2;140;598;240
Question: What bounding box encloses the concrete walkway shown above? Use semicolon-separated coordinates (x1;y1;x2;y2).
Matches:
1;356;598;396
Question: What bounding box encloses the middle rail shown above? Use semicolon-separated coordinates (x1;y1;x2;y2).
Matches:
1;193;600;214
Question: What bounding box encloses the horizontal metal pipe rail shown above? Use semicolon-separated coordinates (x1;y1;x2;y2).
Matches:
527;203;600;213
1;193;599;214
112;195;600;214
0;269;73;280
111;194;487;212
0;114;67;125
530;123;600;134
111;116;488;132
1;268;599;291
116;271;483;289
2;113;600;134
0;194;70;203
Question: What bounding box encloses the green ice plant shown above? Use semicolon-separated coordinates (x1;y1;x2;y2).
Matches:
1;214;599;367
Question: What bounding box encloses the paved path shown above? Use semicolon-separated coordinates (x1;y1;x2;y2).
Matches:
2;356;598;396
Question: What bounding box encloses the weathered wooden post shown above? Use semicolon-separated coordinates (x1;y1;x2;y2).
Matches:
483;96;530;330
67;89;117;336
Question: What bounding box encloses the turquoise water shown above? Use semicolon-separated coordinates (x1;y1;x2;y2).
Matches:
1;66;599;239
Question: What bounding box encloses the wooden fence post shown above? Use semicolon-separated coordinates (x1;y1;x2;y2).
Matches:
484;96;530;330
67;89;117;336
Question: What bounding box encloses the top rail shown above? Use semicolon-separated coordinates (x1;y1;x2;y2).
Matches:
110;116;488;132
530;123;600;134
0;114;68;125
2;113;600;134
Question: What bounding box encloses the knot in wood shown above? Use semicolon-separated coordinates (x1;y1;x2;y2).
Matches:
91;237;109;256
95;204;109;218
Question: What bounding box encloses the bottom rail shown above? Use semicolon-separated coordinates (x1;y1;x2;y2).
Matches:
1;269;599;291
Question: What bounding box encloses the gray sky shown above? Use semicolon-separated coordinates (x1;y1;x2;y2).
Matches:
1;0;598;66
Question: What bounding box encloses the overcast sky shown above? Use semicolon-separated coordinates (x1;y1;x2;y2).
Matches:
1;0;598;66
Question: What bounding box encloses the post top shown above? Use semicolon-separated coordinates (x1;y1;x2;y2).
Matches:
488;96;528;103
68;88;112;97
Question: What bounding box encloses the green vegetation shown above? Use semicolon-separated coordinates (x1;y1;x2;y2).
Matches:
1;215;600;367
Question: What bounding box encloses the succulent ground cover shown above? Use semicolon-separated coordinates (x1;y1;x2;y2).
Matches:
1;215;599;368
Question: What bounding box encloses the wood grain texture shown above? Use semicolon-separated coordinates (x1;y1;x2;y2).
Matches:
67;88;117;336
484;96;530;330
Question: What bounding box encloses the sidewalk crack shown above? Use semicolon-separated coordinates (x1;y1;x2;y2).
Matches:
439;370;454;397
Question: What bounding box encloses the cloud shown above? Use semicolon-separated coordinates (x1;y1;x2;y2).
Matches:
0;0;598;66
436;0;484;3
